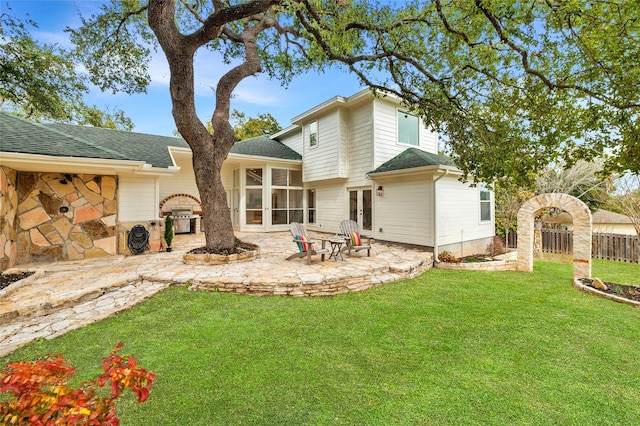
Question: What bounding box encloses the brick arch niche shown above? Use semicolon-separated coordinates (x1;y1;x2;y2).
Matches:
517;193;592;278
159;194;202;216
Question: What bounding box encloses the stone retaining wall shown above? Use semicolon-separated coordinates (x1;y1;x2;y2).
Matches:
0;166;18;269
434;260;518;271
188;258;432;296
14;172;118;263
0;279;169;357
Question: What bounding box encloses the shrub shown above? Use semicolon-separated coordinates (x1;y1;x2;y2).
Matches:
164;215;174;248
0;343;155;425
438;250;458;263
486;236;506;256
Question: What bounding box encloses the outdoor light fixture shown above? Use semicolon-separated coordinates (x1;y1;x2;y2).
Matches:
376;185;384;197
59;174;73;185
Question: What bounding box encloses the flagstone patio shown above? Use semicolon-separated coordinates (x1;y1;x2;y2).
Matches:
0;232;433;356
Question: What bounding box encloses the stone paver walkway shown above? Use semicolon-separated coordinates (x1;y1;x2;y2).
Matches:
0;232;432;357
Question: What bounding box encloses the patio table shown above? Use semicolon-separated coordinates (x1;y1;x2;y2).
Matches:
327;236;346;261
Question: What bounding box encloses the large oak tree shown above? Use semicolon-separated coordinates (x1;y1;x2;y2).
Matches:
70;0;639;252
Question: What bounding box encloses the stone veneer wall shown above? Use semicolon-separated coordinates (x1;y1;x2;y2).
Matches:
15;172;118;264
517;193;592;278
0;166;19;270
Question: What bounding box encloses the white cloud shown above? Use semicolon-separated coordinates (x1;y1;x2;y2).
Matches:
33;30;71;48
148;53;171;87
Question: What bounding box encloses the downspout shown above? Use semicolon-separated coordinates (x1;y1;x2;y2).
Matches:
432;169;449;262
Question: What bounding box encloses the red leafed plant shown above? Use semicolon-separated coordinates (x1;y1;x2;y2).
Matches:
0;343;155;425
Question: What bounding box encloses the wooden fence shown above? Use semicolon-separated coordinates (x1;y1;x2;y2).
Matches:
505;229;639;263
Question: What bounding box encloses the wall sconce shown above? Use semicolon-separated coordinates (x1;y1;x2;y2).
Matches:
59;174;73;185
376;185;384;197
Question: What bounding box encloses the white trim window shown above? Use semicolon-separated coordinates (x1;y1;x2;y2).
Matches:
397;110;419;146
307;189;316;224
271;168;303;225
309;120;318;148
480;184;492;222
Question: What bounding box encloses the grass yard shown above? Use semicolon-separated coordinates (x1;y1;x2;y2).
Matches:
2;258;639;425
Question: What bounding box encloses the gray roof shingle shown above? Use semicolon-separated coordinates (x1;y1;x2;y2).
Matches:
369;148;455;175
1;113;301;168
230;135;301;161
0;113;129;161
46;122;188;168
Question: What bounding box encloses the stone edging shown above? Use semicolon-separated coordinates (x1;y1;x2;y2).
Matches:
573;278;640;308
183;248;260;265
434;259;517;272
187;258;432;296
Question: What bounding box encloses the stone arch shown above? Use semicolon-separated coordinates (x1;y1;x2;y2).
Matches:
159;193;202;216
517;193;592;278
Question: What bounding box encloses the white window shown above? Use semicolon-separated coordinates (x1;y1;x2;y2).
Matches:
397;110;419;146
307;189;316;224
480;185;491;222
309;120;318;147
245;168;263;225
271;169;303;225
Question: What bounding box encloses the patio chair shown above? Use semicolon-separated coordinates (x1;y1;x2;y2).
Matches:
339;219;372;257
286;222;329;264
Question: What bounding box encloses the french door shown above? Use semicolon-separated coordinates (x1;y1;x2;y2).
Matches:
349;188;372;231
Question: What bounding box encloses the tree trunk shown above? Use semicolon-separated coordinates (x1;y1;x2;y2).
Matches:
148;0;270;251
191;143;235;251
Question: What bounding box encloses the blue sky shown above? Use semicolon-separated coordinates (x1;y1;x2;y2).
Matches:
4;0;365;136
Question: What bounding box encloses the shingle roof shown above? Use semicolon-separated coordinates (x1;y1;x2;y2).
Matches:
369;148;455;175
1;113;301;168
46;122;189;168
230;135;301;161
0;113;129;161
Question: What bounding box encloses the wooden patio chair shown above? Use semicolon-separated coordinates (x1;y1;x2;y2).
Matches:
339;219;372;257
286;222;329;264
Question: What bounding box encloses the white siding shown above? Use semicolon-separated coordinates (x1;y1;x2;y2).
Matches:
158;153;199;202
278;130;303;155
306;183;346;234
436;177;495;246
372;98;438;169
345;102;374;188
303;111;346;181
372;177;434;246
220;163;234;192
118;175;158;222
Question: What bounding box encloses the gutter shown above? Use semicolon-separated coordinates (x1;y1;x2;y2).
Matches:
432;169;450;262
0;152;179;176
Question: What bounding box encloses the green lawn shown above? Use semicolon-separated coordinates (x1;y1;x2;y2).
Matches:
2;258;639;425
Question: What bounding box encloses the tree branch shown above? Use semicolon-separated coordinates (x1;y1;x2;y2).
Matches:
474;0;640;109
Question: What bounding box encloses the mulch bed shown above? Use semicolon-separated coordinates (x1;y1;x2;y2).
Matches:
578;278;640;303
0;271;35;291
459;254;496;263
187;240;259;256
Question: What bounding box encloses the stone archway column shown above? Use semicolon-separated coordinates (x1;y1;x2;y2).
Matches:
517;193;592;278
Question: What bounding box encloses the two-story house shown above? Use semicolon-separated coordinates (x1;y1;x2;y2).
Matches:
1;90;494;268
220;90;494;255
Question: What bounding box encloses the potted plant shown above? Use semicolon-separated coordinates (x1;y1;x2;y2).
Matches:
164;215;174;252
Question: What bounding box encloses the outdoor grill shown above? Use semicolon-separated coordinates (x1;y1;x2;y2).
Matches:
171;208;200;234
